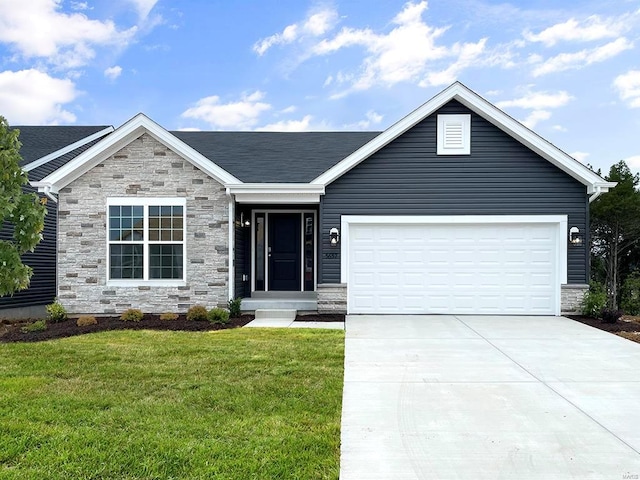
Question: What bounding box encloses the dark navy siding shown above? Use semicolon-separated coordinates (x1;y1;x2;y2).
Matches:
320;100;588;285
0;188;56;309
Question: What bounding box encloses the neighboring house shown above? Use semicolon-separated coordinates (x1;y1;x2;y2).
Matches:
29;82;614;316
0;125;113;314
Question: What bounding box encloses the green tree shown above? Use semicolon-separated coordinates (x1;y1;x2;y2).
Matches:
0;116;47;296
590;160;640;309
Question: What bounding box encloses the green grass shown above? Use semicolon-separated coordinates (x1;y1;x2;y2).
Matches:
0;328;344;479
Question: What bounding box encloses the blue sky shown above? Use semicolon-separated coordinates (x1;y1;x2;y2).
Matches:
0;0;639;177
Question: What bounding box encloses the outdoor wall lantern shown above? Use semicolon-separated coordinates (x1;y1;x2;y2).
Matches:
329;227;340;246
240;212;251;228
569;226;582;246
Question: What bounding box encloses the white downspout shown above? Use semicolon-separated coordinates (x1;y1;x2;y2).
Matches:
228;193;235;302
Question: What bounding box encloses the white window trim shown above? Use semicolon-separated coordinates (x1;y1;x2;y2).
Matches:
106;197;187;287
437;114;471;155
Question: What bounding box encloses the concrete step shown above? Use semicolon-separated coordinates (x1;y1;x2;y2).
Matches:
242;298;317;311
255;309;297;320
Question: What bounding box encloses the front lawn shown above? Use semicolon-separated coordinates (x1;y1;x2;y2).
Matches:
0;328;344;479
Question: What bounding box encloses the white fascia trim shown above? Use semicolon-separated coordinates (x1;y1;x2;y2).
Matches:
24;126;115;172
227;183;325;204
339;214;568;287
312;82;608;191
36;113;241;194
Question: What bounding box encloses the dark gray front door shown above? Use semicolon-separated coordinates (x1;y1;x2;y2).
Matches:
268;213;301;291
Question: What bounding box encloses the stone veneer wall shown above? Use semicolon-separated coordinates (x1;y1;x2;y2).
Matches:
57;133;229;314
318;283;586;315
317;283;347;314
561;284;588;314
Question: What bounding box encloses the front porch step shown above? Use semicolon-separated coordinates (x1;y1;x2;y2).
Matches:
255;309;297;321
241;298;317;312
245;309;297;328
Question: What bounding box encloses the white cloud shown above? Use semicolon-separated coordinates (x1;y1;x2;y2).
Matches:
614;70;640;108
104;65;122;80
497;89;573;129
253;7;338;55
496;90;573;110
521;110;551;129
344;110;384;130
552;124;567;132
181;91;272;129
571;151;590;163
532;37;633;77
127;0;159;20
70;1;89;11
256;115;313;132
524;15;631;46
624;155;640;171
316;1;493;95
0;0;137;68
0;69;77;124
280;105;297;114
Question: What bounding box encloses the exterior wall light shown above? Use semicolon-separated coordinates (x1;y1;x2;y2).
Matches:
569;226;582;245
329;227;340;246
240;212;250;227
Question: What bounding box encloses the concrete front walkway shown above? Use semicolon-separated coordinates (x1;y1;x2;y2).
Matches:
341;315;640;479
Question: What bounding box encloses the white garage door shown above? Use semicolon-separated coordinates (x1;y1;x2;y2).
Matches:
346;217;563;315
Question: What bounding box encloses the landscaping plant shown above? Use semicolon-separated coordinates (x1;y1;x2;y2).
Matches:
208;307;230;324
582;282;607;318
186;304;208;321
228;297;242;317
46;300;68;323
621;272;640;315
76;315;98;327
21;319;46;333
120;308;144;322
160;312;179;321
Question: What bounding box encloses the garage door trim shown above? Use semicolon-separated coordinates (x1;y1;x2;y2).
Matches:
340;215;568;315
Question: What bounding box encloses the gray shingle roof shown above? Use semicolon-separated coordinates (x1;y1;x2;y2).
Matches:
11;125;111;167
27;137;107;181
171;131;381;183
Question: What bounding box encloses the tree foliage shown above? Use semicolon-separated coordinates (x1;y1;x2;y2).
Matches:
0;116;47;296
590;161;640;309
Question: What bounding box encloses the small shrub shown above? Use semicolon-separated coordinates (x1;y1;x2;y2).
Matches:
21;319;46;333
228;297;242;317
160;312;178;321
208;307;230;324
582;282;607;318
76;315;98;327
186;305;208;322
46;301;67;323
600;308;623;324
621;272;640;315
120;308;144;322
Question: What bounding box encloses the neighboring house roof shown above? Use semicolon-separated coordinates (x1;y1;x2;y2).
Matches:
312;82;614;196
12;126;113;167
171;131;379;183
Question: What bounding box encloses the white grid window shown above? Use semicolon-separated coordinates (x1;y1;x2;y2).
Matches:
107;198;186;285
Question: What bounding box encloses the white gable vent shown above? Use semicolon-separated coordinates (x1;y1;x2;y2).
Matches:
437;114;471;155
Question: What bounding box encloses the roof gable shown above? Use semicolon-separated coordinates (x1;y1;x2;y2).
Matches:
311;82;613;195
34;114;241;193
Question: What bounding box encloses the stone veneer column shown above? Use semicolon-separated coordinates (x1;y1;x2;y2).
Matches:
317;283;347;314
57;133;229;314
561;284;588;314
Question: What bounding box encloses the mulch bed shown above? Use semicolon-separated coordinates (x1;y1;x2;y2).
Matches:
565;314;640;333
0;314;255;343
294;314;344;322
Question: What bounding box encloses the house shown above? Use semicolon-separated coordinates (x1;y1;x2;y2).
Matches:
0;125;113;315
28;82;614;316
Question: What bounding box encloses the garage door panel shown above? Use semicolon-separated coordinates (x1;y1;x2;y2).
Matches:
348;221;559;315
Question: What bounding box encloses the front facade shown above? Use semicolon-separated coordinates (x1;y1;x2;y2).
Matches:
32;82;614;316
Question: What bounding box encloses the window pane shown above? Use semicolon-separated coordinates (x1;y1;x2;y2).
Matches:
133;205;143;217
110;244;143;279
109;205;143;242
149;244;183;279
122;206;131;216
149;206;159;216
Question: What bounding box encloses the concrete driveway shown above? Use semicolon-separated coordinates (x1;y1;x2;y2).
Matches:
340;315;640;479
